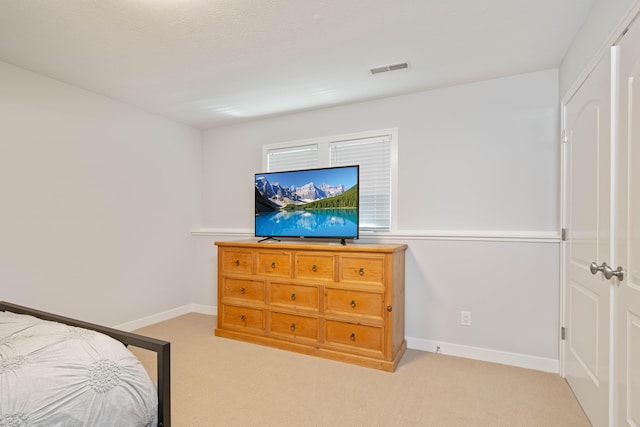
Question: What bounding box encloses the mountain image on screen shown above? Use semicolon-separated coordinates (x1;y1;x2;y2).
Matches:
255;177;355;212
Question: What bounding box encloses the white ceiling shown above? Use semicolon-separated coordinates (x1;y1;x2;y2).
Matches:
0;0;595;129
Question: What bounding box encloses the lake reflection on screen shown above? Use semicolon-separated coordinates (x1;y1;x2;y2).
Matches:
255;208;358;238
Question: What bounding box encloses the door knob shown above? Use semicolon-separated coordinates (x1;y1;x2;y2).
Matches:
603;265;624;281
589;262;607;275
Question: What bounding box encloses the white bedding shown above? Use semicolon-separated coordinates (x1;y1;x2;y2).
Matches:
0;311;158;426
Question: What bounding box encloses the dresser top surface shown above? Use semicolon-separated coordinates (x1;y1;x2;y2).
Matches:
215;239;407;253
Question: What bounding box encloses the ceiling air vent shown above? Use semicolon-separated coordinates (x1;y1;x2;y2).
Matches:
370;62;409;75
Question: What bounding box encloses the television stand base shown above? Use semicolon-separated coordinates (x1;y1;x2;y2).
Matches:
258;236;281;243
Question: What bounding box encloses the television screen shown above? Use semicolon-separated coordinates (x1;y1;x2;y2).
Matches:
255;165;359;241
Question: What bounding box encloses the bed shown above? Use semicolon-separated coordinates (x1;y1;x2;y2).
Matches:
0;301;170;426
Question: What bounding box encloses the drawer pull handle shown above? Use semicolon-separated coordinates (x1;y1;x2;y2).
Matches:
312;264;317;272
350;333;356;341
240;287;246;294
271;262;276;269
291;293;296;301
240;315;246;322
290;323;296;331
358;267;365;276
234;259;240;266
350;300;356;308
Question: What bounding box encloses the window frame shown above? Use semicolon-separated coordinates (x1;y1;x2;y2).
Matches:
262;128;398;234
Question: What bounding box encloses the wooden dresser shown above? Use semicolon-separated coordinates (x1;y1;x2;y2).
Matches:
214;240;407;372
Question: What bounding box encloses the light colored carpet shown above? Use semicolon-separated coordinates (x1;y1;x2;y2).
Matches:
132;313;590;427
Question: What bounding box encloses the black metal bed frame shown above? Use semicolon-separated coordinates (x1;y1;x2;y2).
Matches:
0;301;171;427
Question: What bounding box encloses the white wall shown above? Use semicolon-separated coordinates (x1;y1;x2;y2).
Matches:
198;69;561;371
203;70;559;232
0;61;203;326
559;0;638;98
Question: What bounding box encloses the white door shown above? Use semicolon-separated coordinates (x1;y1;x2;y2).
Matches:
563;51;612;427
614;19;640;426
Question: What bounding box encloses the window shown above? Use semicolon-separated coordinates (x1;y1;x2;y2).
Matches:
264;129;397;232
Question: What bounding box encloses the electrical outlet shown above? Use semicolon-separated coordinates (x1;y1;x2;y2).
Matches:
461;311;471;326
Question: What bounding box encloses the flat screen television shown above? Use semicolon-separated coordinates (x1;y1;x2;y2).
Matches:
255;165;359;243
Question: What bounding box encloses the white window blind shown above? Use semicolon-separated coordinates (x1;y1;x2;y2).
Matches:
264;130;395;232
330;136;391;231
267;144;318;172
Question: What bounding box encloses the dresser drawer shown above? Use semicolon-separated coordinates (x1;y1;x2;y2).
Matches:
294;253;335;281
222;278;264;303
325;289;384;320
270;312;318;342
220;249;254;275
257;251;292;277
340;255;385;285
324;320;383;353
270;283;319;311
221;305;264;332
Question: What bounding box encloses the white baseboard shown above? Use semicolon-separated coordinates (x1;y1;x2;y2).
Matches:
189;304;217;315
117;306;557;373
406;336;559;373
115;304;217;331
